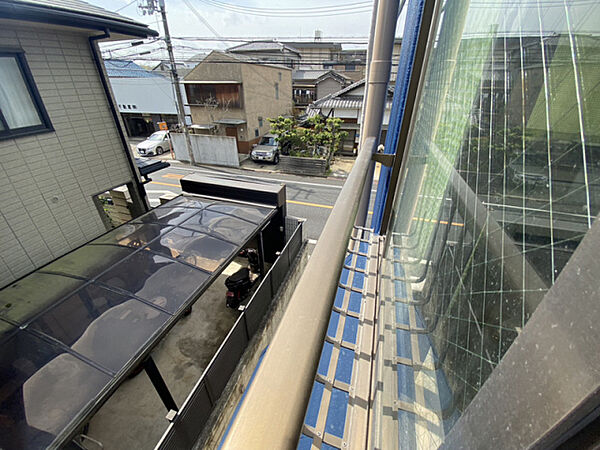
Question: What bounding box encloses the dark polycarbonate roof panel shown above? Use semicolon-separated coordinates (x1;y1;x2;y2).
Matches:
179;209;258;245
91;222;171;248
134;206;199;226
0;273;85;325
0;326;112;450
41;244;136;279
27;285;170;373
147;228;238;272
0;194;276;448
166;195;215;210
205;202;273;224
98;250;210;313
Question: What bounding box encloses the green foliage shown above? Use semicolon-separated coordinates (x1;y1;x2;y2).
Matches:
268;115;348;167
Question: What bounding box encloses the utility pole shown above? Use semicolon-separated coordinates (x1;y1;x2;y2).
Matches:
157;0;195;165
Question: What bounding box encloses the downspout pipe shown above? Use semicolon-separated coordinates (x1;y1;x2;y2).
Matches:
355;0;401;226
89;30;150;213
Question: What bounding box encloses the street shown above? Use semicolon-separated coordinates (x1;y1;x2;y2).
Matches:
142;162;377;240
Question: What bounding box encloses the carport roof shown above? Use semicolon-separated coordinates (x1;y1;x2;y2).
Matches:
0;195;275;449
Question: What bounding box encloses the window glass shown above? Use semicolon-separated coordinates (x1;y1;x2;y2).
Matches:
374;0;600;446
0;56;43;129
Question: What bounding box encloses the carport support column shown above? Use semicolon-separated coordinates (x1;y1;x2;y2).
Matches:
144;356;178;413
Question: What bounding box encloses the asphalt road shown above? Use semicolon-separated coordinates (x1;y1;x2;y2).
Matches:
143;162;371;240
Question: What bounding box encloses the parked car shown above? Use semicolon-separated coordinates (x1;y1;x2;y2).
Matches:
251;134;280;164
137;130;170;156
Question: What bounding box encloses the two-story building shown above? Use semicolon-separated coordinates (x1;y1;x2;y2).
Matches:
226;41;301;68
0;0;156;287
183;51;293;153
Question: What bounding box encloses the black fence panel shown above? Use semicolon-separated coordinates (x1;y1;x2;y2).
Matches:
158;380;212;450
244;272;273;339
270;245;290;294
205;315;248;401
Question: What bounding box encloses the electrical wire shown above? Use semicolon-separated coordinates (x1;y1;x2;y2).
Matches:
114;0;137;12
196;0;372;13
196;0;372;17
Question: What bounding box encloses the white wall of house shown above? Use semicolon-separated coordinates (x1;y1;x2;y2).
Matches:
171;133;239;167
0;23;141;287
110;77;178;115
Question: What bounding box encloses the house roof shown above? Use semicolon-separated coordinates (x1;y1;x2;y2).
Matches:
0;0;158;37
306;79;393;116
184;51;291;80
105;59;164;79
227;40;301;56
283;41;342;51
315;70;350;85
292;70;329;81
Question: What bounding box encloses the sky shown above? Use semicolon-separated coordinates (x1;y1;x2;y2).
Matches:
90;0;384;59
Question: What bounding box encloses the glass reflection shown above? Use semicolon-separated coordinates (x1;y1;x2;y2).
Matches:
147;228;237;273
134;206;199;226
374;0;600;446
98;250;209;313
205;202;273;224
0;327;111;449
0;273;85;324
27;284;170;373
92;223;170;248
166;195;214;209
179;209;257;244
41;245;135;280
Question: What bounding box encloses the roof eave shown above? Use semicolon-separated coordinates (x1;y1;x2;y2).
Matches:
0;1;158;38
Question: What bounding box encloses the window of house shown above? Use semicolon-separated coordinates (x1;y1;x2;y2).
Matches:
275;82;279;100
254;128;259;137
0;52;52;139
278;72;282;81
185;83;242;108
258;116;263;128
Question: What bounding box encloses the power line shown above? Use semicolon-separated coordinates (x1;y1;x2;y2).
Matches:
182;0;225;42
196;0;372;13
114;0;137;12
196;0;372;17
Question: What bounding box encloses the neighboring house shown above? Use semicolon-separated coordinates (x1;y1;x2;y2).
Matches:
0;0;156;287
292;69;351;112
283;40;342;69
151;59;197;79
325;48;367;81
105;59;179;137
306;79;393;153
227;40;301;68
183;51;293;153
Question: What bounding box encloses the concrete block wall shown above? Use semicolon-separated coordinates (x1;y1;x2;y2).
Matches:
171;133;239;167
0;23;137;287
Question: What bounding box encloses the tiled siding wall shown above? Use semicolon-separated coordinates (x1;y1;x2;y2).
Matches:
0;24;136;287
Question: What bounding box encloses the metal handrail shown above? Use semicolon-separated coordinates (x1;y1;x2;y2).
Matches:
221;137;380;448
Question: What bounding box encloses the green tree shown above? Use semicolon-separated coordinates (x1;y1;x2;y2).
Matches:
268;115;348;167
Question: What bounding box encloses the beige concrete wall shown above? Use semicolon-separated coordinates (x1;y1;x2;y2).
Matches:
240;63;293;142
0;23;137;287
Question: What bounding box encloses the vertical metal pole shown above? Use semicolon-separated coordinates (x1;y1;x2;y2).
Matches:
355;0;401;226
158;0;195;165
144;356;178;412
